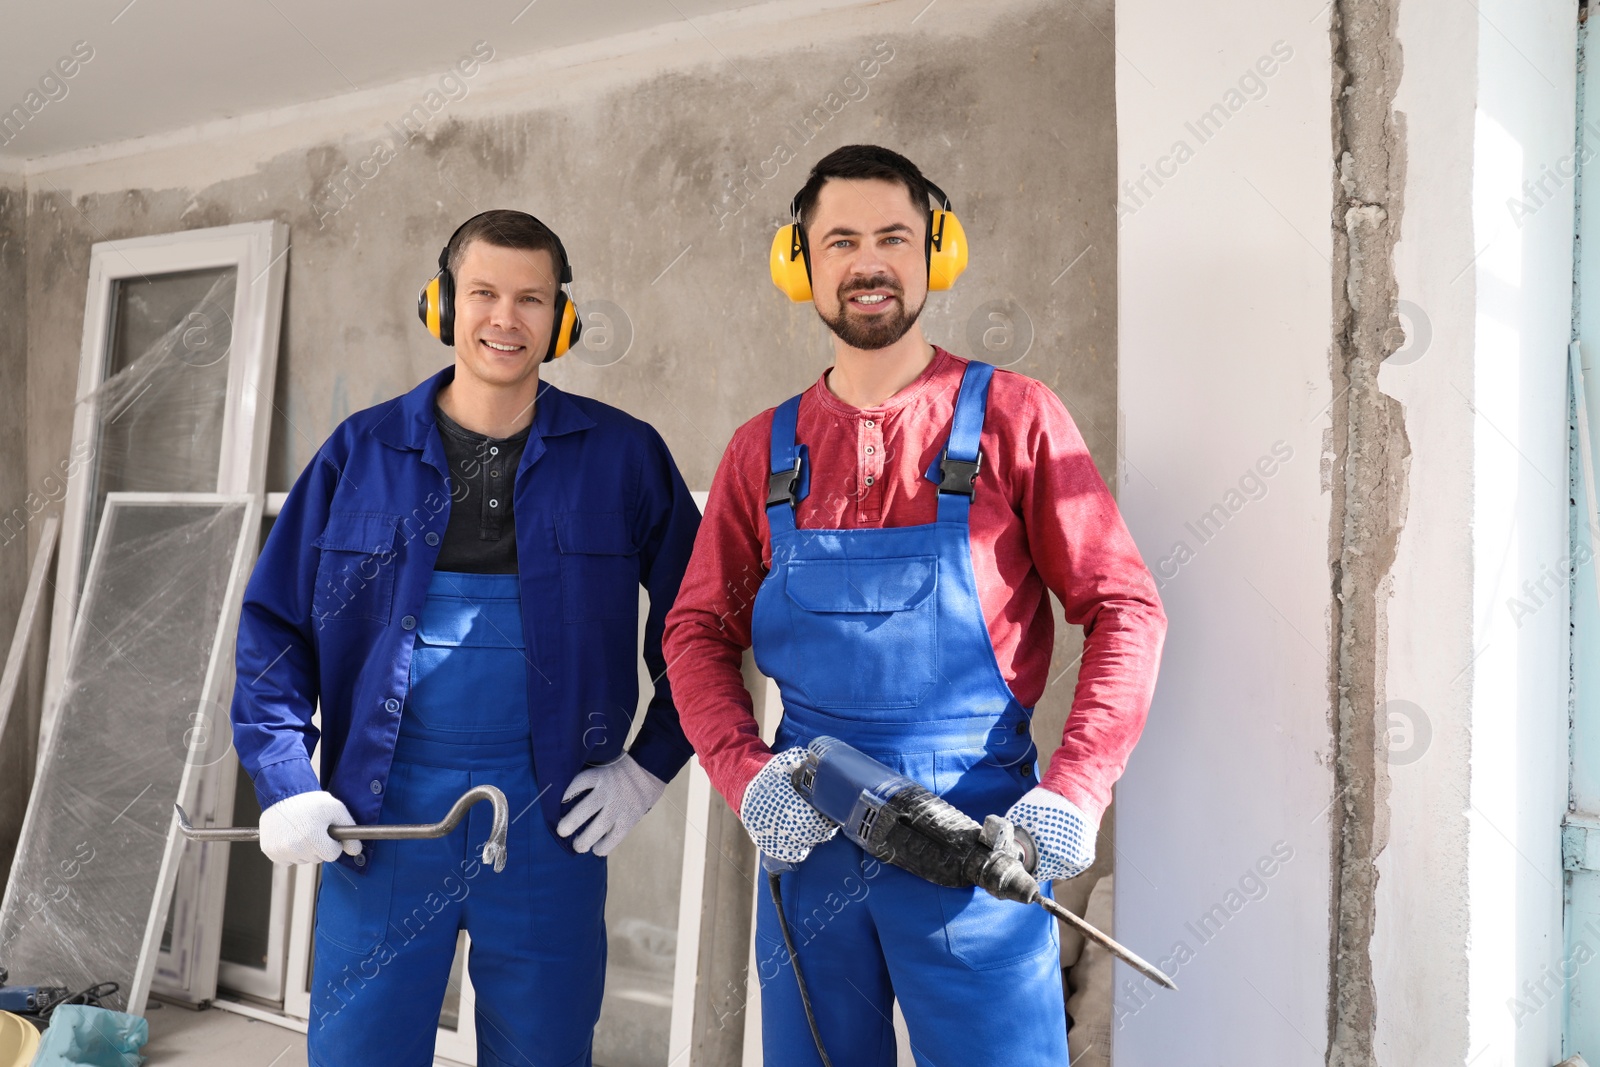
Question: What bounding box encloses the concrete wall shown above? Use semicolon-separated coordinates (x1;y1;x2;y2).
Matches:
11;0;1120;1056
0;166;31;885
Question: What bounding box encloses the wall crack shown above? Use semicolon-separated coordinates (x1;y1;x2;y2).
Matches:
1326;1;1411;1065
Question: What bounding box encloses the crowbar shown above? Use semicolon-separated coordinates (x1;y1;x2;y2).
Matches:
175;783;509;872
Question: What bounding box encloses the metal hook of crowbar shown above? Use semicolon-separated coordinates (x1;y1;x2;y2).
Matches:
175;783;509;873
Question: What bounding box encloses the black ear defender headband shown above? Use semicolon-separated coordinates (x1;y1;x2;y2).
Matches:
417;211;583;362
768;179;970;302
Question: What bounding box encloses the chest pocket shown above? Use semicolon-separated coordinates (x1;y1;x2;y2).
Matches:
556;511;640;623
405;590;528;737
780;555;938;710
312;512;400;624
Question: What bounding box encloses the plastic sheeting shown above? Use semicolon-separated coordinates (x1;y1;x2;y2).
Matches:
28;1004;147;1066
0;498;251;1011
78;269;237;588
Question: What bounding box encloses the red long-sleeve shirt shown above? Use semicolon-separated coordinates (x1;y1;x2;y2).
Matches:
663;349;1165;824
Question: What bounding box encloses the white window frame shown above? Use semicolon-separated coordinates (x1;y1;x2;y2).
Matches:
138;492;263;1015
0;493;260;1017
205;514;293;1006
38;221;286;1008
208;496;302;1013
43;220;287;756
209;770;295;1006
740;678;783;1067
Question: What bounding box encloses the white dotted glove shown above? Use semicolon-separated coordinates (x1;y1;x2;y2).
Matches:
738;748;839;865
558;754;668;857
259;790;362;865
1004;787;1097;881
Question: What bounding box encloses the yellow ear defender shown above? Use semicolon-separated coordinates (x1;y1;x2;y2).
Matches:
769;179;969;303
417;211;583;362
769;220;813;303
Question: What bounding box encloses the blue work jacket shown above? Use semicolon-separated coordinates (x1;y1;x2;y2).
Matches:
230;367;700;863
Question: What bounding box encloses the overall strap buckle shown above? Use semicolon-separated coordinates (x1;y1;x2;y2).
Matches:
925;360;995;506
767;454;804;509
937;451;982;497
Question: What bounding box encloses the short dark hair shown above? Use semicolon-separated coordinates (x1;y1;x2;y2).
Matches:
793;145;932;234
446;209;566;283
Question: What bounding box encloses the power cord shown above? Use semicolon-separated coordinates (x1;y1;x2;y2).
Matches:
768;871;832;1067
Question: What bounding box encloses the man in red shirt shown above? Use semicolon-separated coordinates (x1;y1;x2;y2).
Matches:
663;145;1165;1065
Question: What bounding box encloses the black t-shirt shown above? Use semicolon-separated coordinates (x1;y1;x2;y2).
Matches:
433;404;529;574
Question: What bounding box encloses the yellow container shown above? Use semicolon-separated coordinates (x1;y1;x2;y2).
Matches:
0;1010;39;1067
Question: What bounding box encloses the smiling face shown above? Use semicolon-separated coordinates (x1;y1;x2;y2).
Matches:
806;177;929;351
450;239;559;391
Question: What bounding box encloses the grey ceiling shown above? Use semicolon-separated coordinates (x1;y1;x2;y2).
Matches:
1;0;767;161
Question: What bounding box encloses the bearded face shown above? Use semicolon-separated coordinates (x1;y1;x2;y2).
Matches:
819;271;926;350
804;177;931;353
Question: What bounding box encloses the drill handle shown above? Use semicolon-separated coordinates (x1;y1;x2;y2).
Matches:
978;813;1039;875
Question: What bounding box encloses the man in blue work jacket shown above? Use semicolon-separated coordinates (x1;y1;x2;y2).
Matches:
229;209;700;1067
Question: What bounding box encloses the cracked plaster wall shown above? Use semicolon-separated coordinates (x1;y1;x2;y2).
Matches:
1325;0;1409;1062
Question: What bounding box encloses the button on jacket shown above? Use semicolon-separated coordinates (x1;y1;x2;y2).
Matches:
230;367;700;866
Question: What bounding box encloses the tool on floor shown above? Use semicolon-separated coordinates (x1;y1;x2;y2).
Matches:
0;971;66;1015
0;970;119;1032
174;783;510;872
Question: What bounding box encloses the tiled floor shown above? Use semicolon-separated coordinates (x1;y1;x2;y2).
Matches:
142;1003;308;1067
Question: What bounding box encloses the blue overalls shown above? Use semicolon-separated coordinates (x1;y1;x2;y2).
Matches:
309;571;606;1067
751;361;1070;1066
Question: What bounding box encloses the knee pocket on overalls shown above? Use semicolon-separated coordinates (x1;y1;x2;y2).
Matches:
752;893;833;1001
935;881;1059;971
314;855;396;957
313;769;407;955
752;842;868;962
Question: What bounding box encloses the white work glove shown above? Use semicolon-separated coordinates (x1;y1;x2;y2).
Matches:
558;754;668;857
738;748;839;865
259;790;362;865
1004;787;1097;882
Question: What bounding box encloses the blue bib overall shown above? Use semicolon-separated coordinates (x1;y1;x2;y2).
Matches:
309;571;606;1067
752;361;1070;1066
